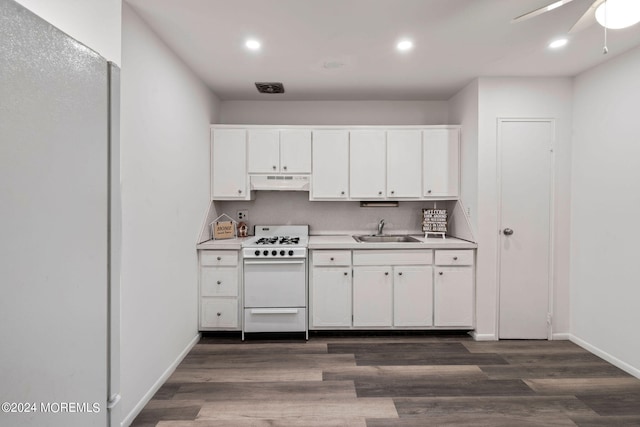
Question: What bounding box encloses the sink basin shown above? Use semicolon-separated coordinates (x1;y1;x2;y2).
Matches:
353;234;421;243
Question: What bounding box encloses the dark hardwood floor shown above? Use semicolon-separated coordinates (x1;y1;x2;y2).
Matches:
132;332;640;426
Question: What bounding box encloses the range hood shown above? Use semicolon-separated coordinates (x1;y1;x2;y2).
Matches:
250;174;310;191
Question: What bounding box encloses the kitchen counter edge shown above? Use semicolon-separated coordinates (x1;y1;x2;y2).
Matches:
308;235;477;250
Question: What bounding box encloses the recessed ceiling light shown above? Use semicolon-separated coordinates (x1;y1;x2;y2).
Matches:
245;39;261;50
396;39;414;52
549;38;568;49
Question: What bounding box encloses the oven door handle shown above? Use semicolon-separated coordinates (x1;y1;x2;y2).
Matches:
244;259;306;265
250;309;300;315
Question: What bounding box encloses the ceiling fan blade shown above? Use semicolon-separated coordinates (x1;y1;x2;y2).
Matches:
512;0;577;23
568;0;606;33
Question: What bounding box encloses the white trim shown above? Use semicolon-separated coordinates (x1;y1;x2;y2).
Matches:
551;332;571;340
570;334;640;380
120;333;200;427
495;118;555;340
470;331;497;341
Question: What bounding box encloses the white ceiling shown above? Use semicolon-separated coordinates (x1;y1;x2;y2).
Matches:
126;0;640;101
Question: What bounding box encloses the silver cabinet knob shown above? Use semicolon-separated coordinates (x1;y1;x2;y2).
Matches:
283;166;287;171
439;271;443;275
398;272;403;276
384;272;389;276
343;272;348;276
216;280;221;285
427;189;432;194
453;256;458;261
390;190;395;195
378;191;383;195
272;165;277;170
503;228;514;236
238;189;242;194
216;312;221;317
340;191;345;195
217;256;222;261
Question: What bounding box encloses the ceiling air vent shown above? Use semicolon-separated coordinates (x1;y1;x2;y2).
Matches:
255;82;285;94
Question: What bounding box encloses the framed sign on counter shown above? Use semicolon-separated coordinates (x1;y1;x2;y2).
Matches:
423;208;447;239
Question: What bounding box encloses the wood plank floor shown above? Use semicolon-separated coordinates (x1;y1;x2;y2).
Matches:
132;332;640;427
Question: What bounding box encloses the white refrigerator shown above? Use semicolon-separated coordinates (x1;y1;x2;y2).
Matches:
0;1;121;426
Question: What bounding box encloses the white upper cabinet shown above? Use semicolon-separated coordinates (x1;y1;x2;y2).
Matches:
423;128;460;197
280;130;311;173
248;129;311;174
211;129;249;199
349;130;386;199
311;130;349;199
387;130;422;198
248;129;280;173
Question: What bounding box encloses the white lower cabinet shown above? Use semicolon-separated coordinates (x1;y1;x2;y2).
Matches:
433;250;474;327
394;266;433;327
353;266;393;327
199;250;241;330
311;251;352;328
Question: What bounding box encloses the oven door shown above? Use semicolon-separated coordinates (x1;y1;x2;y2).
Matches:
243;258;306;308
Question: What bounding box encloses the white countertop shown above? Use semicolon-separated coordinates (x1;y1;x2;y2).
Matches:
197;235;477;250
308;235;477;250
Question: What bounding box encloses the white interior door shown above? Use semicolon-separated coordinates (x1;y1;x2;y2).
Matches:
498;119;553;339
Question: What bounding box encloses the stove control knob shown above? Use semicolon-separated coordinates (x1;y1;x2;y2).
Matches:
263;250;268;256
254;250;260;256
288;250;294;256
271;250;277;256
280;250;285;256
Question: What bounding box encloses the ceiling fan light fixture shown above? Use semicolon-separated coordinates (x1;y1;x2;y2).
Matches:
595;0;640;29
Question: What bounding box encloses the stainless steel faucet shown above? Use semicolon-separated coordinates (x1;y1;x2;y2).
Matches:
377;219;385;235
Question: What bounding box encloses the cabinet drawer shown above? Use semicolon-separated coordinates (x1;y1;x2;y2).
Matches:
353;250;432;266
201;298;239;329
201;250;238;266
201;266;238;296
434;250;474;266
312;250;351;266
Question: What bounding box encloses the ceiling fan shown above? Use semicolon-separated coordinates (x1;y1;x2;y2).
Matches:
513;0;640;33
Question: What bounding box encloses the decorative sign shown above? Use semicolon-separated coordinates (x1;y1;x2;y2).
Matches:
210;213;237;241
422;208;448;233
214;221;235;239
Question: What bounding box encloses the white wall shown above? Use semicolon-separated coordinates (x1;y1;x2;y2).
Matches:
219;100;448;125
571;46;640;376
475;77;573;340
15;0;121;64
448;79;479;236
120;4;219;425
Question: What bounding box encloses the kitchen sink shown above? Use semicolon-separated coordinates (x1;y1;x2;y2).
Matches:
353;234;421;243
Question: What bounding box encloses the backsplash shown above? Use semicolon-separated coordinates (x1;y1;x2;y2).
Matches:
215;191;456;236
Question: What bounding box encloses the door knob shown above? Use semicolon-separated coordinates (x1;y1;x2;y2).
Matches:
503;228;514;236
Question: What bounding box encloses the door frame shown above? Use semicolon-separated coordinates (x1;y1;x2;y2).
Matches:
495;118;556;340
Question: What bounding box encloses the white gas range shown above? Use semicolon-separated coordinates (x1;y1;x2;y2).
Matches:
241;225;309;339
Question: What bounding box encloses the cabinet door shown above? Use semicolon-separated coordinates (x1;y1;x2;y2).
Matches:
280;130;311;173
423;128;459;197
394;266;433;327
353;266;392;327
311;267;352;327
387;130;422;198
201;298;239;329
311;130;349;199
211;129;248;199
248;129;280;173
434;266;473;327
350;130;386;199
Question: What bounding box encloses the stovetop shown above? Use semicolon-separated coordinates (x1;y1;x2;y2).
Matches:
242;225;309;258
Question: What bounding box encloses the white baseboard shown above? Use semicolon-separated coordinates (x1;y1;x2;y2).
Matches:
552;332;571;340
121;333;201;427
569;334;640;380
470;331;497;341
